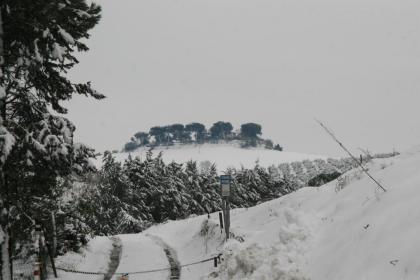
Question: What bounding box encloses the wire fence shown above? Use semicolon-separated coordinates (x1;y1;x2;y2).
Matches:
12;235;55;279
11;254;222;279
113;254;221;276
48;253;222;279
12;260;33;280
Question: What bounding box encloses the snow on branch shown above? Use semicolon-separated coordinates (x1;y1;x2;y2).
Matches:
57;25;75;45
0;121;16;165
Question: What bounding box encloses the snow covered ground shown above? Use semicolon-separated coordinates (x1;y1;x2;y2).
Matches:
113;234;169;279
58;145;420;279
95;143;327;171
55;237;113;280
210;145;420;279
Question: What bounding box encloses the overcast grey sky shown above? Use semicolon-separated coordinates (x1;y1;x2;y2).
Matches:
66;0;420;156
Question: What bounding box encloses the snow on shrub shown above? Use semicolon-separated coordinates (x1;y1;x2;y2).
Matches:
209;208;311;280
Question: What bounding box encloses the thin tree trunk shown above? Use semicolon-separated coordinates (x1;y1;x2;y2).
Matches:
51;212;57;257
0;7;12;280
0;7;6;122
0;230;11;280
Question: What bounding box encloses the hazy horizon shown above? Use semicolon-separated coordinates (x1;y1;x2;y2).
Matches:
66;0;420;157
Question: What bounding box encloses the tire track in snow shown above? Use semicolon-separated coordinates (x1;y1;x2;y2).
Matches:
147;235;181;280
103;236;122;280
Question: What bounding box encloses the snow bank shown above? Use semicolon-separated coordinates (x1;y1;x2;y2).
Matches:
208;148;420;279
305;153;420;280
214;208;312;279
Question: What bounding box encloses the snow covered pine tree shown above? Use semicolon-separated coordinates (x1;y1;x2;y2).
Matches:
0;1;102;278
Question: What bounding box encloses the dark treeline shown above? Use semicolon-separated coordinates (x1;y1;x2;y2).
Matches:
123;121;283;152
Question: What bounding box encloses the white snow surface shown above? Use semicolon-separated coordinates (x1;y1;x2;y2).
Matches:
95;143;326;171
52;42;66;61
55;237;113;280
114;234;169;279
58;26;75;45
58;146;420;279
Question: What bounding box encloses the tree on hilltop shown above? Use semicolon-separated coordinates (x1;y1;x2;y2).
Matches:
209;121;233;140
185;122;206;142
240;123;262;138
149;126;165;144
274;144;283;151
169;124;185;142
134;131;149;146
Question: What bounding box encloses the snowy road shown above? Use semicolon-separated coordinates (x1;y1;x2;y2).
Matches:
104;237;122;280
113;234;170;280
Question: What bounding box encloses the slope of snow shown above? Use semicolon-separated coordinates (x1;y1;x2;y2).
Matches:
305;151;420;279
96;143;327;171
142;146;420;279
209;147;420;279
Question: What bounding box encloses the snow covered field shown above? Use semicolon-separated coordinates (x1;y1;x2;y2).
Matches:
58;146;420;279
95;143;326;171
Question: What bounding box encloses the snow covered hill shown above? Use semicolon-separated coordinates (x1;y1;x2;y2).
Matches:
95;143;326;171
57;146;420;279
